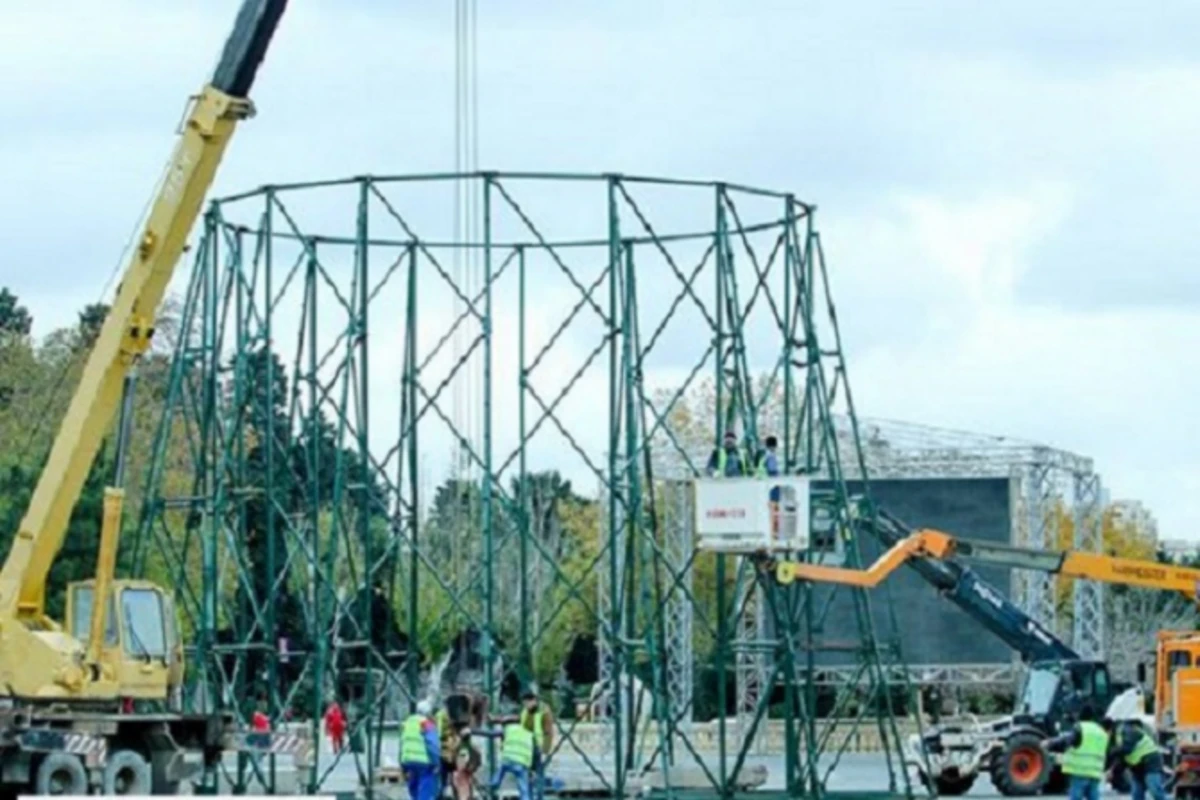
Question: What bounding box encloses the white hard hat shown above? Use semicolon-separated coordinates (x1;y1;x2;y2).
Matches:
416;699;433;716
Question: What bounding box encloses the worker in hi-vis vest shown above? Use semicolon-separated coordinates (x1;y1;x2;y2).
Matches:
489;722;536;800
519;687;554;800
1046;704;1110;800
1112;718;1167;800
706;431;745;477
401;700;441;800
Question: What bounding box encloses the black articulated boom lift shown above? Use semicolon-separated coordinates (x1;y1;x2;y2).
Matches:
0;1;306;795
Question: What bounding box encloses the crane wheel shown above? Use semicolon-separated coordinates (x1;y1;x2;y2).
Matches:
34;753;87;796
103;749;152;795
990;733;1051;796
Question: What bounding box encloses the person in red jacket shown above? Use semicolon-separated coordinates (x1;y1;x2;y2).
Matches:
252;703;270;732
324;700;347;753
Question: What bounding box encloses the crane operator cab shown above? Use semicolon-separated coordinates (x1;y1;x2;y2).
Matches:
65;578;184;704
692;475;846;565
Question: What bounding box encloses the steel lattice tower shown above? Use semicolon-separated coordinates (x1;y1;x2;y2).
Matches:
130;173;924;799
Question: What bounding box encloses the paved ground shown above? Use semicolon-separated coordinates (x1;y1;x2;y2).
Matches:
218;747;1122;797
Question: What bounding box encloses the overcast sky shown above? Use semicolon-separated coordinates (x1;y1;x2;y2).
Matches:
2;0;1198;539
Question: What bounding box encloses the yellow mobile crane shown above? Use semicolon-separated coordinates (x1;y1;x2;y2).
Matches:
0;1;305;795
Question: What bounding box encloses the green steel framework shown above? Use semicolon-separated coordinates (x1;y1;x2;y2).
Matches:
129;172;926;799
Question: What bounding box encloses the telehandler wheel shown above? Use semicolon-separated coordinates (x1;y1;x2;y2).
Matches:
34;752;87;795
990;733;1051;796
103;749;152;795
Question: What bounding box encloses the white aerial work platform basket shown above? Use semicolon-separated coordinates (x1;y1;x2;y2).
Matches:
692;476;811;553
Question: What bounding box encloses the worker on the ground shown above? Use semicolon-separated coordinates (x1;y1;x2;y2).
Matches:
323;698;346;754
251;702;270;732
706;431;745;477
520;687;554;800
436;704;459;796
754;435;780;477
401;700;441;800
1109;717;1166;800
490;721;536;800
1045;704;1109;800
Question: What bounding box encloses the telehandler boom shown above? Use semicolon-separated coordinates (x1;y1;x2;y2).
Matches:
775;519;1200;797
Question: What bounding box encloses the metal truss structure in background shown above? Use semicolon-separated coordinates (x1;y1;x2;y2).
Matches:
817;663;1017;688
131;173;924;798
844;420;1106;661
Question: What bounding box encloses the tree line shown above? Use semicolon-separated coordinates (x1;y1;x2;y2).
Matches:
0;285;1182;720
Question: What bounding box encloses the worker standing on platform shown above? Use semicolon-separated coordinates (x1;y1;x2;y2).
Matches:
755;435;780;477
1045;705;1110;800
520;687;554;800
706;431;745;477
402;700;441;800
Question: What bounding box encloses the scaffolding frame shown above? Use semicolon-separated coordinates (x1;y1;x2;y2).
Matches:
131;172;923;798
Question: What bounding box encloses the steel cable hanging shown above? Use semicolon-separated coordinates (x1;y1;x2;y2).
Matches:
451;0;481;617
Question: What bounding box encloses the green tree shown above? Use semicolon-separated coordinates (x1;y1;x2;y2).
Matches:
0;289;33;411
77;303;109;348
0;447;112;620
0;288;31;337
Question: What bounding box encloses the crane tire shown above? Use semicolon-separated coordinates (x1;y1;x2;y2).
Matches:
34;752;87;796
103;749;152;795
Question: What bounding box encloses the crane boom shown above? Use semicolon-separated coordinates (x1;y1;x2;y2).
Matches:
777;524;1200;602
0;0;288;624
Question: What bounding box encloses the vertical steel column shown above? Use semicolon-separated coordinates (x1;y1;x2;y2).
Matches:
518;244;531;681
481;173;497;774
621;238;646;773
355;178;376;796
263;188;280;793
232;217;251;793
800;214;819;795
712;184;730;791
1072;471;1104;659
404;243;420;704
304;243;323;793
199;209;222;795
782;196;795;473
605;174;626;799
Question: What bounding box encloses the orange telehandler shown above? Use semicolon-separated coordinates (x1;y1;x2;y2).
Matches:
775;524;1200;797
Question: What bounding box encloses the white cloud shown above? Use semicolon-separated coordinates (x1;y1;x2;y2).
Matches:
2;0;1198;542
840;189;1200;538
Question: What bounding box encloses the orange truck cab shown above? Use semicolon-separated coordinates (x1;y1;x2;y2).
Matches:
1147;632;1200;799
1155;631;1200;732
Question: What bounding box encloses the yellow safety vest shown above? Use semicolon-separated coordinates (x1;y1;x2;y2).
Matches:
1062;721;1109;779
502;723;535;768
520;706;546;750
1124;724;1159;766
401;715;431;765
714;448;746;477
